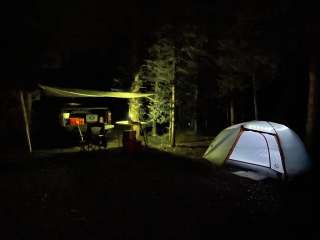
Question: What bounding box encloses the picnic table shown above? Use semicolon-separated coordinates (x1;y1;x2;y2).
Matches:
115;120;149;147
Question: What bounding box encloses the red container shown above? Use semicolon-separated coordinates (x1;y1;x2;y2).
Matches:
69;117;85;126
122;130;142;154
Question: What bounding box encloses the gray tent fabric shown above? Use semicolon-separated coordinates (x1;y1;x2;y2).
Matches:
203;124;241;166
229;131;270;167
268;122;311;176
39;85;154;99
203;121;311;178
242;120;276;134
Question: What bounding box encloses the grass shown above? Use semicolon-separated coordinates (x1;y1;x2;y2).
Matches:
146;131;213;159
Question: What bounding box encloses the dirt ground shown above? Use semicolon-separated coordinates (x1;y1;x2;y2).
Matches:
0;133;316;239
146;131;213;159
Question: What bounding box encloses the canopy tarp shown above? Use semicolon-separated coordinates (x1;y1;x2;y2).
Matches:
39;84;153;99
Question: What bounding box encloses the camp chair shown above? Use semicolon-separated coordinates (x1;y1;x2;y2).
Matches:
86;125;107;151
77;125;87;151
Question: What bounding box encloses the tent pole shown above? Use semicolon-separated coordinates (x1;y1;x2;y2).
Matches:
224;127;244;162
20;90;32;153
269;123;288;180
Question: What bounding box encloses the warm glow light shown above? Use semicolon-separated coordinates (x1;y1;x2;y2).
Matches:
128;107;139;121
63;112;70;119
129;112;134;120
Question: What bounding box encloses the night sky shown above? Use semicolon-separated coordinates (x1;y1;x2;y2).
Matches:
2;0;319;135
2;1;315;72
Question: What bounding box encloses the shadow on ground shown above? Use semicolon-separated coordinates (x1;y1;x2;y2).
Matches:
0;147;315;239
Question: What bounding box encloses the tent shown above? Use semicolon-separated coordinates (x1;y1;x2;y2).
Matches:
203;121;311;179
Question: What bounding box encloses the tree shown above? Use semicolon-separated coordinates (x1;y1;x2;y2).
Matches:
305;10;320;155
139;35;175;144
133;25;208;146
215;40;250;124
176;26;208;133
215;13;278;124
305;59;318;153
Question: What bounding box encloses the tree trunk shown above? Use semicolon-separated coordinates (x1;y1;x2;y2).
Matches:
169;47;176;148
230;96;235;125
152;120;157;136
152;81;159;136
169;83;176;147
128;3;141;81
305;60;318;152
226;103;229;124
252;72;258;120
129;74;142;140
193;88;198;134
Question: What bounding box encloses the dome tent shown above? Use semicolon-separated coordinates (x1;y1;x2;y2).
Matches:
203;121;311;179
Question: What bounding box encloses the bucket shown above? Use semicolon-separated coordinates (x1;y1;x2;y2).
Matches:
122;130;136;148
122;130;142;154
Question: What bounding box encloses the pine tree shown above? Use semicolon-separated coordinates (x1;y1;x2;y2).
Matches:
134;25;208;146
215;13;278;124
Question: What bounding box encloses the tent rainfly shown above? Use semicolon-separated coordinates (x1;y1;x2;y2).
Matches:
203;121;312;179
39;84;154;99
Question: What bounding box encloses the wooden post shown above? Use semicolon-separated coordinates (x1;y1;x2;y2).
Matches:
20;90;32;153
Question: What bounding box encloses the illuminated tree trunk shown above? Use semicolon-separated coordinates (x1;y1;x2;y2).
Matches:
152;120;157;136
129;74;141;122
305;60;318;151
169;48;176;147
152;81;159;136
169;82;176;147
252;72;258;120
129;74;142;140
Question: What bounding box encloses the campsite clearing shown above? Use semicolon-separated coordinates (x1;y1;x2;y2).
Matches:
0;142;314;239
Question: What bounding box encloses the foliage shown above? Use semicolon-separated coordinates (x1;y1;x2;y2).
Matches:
215;13;278;97
136;25;208;126
129;74;145;121
139;36;175;124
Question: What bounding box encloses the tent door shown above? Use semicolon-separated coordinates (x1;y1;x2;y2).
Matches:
229;131;270;167
262;133;284;173
229;131;284;173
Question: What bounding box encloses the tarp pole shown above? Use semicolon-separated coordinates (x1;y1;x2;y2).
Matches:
20;90;32;153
